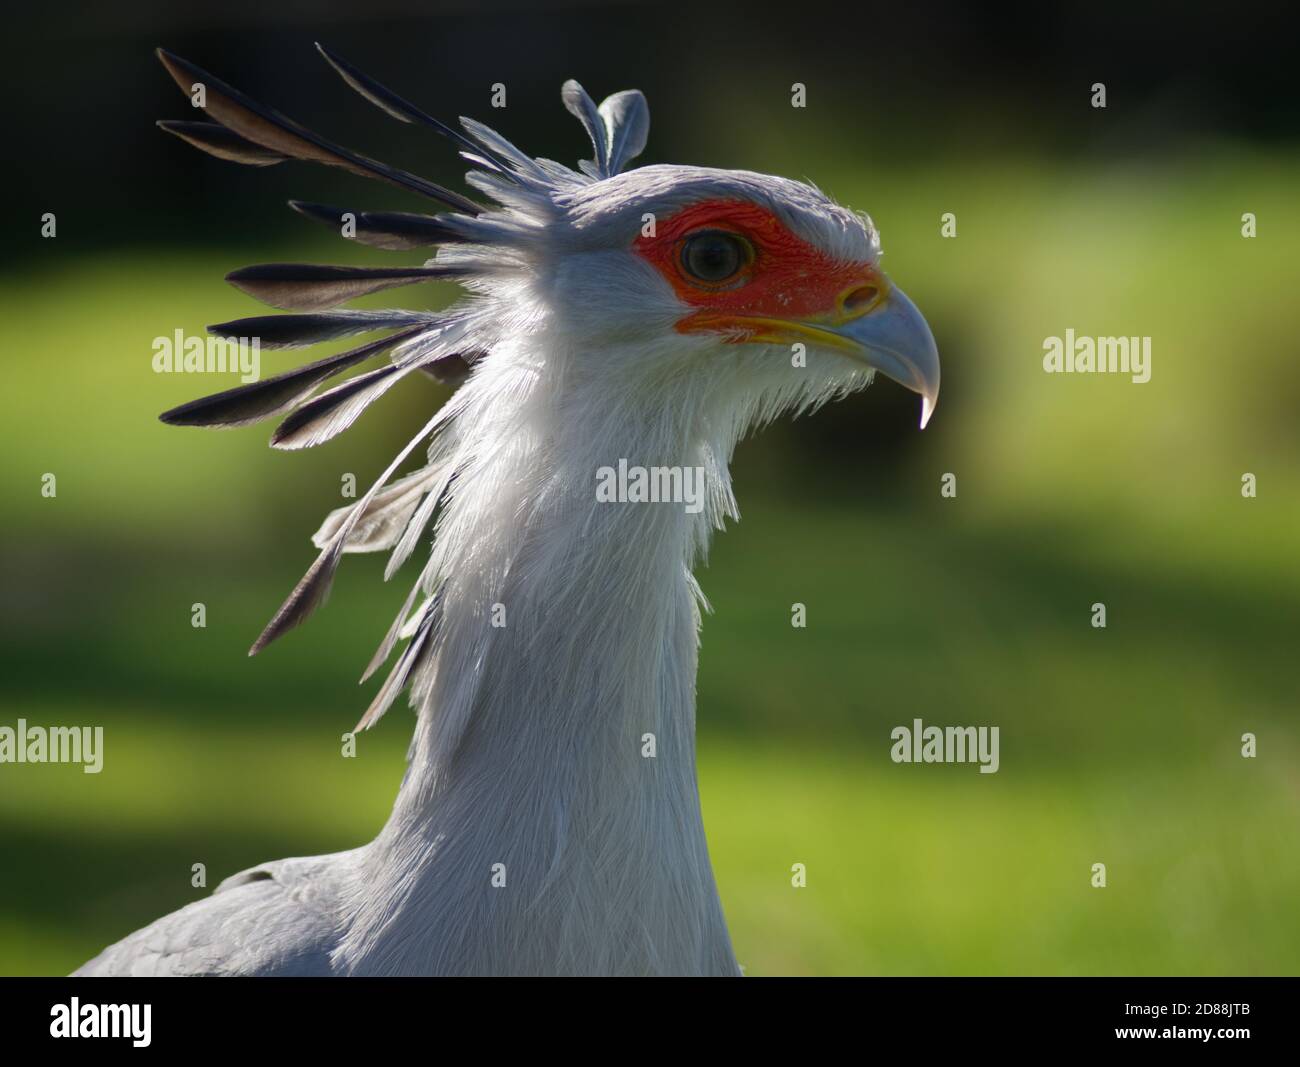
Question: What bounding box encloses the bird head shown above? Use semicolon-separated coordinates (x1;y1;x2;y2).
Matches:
157;47;939;437
531;165;939;428
154;47;942;667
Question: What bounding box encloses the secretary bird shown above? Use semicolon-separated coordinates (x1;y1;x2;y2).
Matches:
76;46;939;977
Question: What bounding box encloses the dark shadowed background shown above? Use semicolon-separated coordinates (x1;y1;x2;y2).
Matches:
2;0;1297;975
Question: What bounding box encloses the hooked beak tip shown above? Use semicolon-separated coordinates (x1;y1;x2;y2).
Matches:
833;282;940;430
919;393;936;430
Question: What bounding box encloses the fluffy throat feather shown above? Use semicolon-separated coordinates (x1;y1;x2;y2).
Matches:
339;344;739;972
338;337;741;976
375;328;737;760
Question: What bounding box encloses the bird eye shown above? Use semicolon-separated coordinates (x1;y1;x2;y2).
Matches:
680;230;751;287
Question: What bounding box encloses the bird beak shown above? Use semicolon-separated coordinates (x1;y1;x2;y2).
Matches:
818;282;941;429
686;275;941;428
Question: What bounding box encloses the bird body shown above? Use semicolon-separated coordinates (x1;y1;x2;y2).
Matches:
76;46;938;977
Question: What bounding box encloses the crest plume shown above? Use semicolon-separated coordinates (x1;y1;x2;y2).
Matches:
155;44;651;690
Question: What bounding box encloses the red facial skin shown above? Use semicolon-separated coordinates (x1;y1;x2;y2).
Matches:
632;199;880;338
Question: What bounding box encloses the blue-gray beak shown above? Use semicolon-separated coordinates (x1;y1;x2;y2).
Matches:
832;284;941;429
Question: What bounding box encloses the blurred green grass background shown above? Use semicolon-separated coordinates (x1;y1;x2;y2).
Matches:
4;0;1300;975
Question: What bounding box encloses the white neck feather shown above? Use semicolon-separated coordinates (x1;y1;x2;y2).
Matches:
336;326;742;976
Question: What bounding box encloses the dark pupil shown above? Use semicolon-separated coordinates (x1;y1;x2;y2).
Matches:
684;233;741;281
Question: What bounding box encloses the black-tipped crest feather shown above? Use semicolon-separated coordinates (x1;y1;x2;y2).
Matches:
225;263;466;311
288;201;465;251
248;539;345;657
159;326;424;428
157;120;288;166
355;608;437;731
313;43;519;182
156;49;482;214
249;408;447;655
269;363;411;450
207;310;433;349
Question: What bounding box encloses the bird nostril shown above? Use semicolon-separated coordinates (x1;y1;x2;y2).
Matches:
842;284;881;313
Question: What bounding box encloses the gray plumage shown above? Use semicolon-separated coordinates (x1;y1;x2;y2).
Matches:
77;43;938;977
599;90;650;177
78;855;356;976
